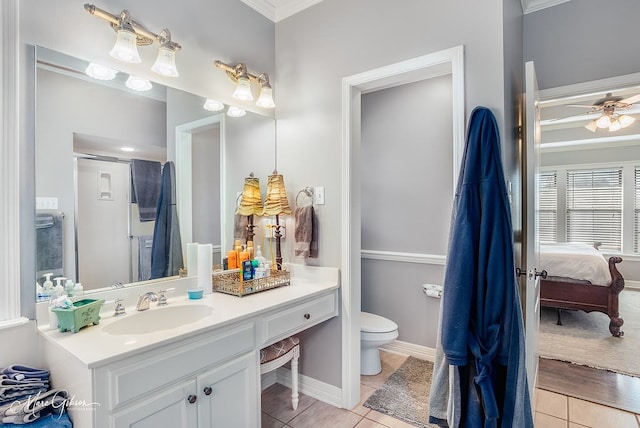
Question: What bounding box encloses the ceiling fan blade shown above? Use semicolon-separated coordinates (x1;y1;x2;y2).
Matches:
619;93;640;105
545;110;598;122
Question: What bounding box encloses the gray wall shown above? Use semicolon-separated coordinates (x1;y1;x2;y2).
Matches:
361;77;452;348
524;0;640;90
275;0;517;387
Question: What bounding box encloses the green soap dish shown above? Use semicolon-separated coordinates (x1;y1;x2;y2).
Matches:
52;299;105;333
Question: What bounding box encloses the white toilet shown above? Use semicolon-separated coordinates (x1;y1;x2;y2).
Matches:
360;311;399;375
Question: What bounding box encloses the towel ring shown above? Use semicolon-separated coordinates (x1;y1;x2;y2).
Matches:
296;187;313;208
235;193;243;208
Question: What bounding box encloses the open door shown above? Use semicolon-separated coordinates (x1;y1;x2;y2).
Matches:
523;61;542;398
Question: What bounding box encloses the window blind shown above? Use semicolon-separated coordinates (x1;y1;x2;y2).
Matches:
538;170;557;242
566;168;622;251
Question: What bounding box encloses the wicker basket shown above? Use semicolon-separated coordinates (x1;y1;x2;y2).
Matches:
212;268;290;297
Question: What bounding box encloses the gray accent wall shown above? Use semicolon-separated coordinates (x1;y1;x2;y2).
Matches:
524;0;640;90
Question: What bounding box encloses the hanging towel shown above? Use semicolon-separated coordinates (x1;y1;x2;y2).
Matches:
233;214;248;242
294;206;317;258
131;159;162;222
150;162;184;279
35;212;64;279
428;107;533;428
137;235;154;281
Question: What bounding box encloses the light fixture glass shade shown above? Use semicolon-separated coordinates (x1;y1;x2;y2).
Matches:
236;176;263;216
596;114;611;129
125;75;152;91
584;120;598;132
227;106;246;117
232;77;253;101
151;46;179;77
256;86;276;108
110;28;141;63
262;174;292;216
619;114;636;128
85;63;117;80
203;99;224;112
608;119;622;132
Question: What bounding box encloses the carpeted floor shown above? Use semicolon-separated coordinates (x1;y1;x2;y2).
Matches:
363;356;434;428
539;289;640;377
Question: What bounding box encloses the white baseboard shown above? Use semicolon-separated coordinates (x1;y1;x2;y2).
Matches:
381;339;436;362
261;368;343;408
624;280;640;290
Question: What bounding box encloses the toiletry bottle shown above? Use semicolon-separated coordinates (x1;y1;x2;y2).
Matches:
73;283;83;296
255;246;267;265
42;273;54;297
247;241;254;259
65;279;75;297
234;240;243;266
53;277;65;296
227;250;238;269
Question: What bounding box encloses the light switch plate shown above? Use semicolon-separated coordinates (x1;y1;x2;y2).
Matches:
36;197;59;210
314;186;325;205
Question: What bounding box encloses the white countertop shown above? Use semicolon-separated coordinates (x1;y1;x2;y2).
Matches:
38;265;339;368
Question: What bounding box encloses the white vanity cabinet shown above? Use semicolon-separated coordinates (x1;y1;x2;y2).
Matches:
94;323;258;428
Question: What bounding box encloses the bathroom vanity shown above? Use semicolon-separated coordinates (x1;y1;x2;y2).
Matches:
38;265;339;428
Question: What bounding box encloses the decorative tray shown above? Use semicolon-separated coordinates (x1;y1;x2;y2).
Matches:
51;298;105;333
212;268;290;297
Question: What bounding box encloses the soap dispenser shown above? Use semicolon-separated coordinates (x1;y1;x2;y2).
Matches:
65;279;75;297
42;273;54;297
254;245;267;265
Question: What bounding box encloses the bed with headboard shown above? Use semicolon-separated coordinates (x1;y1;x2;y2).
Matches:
539;242;625;337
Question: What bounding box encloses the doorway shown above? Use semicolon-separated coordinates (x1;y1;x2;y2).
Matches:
341;46;465;408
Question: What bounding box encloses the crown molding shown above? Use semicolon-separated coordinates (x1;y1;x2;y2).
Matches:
239;0;323;22
521;0;571;14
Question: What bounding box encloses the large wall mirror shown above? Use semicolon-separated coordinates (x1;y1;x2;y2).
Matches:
34;46;275;297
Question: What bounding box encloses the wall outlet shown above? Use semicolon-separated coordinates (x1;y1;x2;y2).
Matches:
262;218;285;239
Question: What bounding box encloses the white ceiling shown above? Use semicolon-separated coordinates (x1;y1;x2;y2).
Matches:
240;0;570;22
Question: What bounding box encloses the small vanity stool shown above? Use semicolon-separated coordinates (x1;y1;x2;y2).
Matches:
260;336;300;410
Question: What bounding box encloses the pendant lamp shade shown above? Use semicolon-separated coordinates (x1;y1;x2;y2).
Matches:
236;176;263;216
262;174;292;216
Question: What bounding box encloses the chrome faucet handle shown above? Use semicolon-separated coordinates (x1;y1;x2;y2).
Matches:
114;298;126;316
157;288;175;306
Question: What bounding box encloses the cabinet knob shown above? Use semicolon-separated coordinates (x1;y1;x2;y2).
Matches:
304;313;310;320
203;386;212;396
187;394;197;404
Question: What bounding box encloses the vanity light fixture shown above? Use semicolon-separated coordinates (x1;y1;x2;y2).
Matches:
85;63;118;81
203;99;224;112
227;106;247;118
84;3;181;77
214;60;275;108
125;75;152;92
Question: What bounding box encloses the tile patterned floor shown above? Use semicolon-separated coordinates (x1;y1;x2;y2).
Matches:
261;351;640;428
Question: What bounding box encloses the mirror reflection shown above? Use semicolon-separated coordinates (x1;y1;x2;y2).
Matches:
34;46;275;298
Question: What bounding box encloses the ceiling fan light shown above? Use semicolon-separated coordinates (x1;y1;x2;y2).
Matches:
608;119;622;132
619;114;635;128
596;115;611;129
584;120;598;132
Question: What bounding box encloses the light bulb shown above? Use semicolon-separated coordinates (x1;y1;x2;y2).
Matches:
256;86;275;108
85;63;117;81
151;46;179;77
125;75;152;91
584;120;598;132
619;114;636;128
608;119;622;132
110;28;141;63
203;99;224;112
596;114;611;129
232;77;253;101
227;106;246;117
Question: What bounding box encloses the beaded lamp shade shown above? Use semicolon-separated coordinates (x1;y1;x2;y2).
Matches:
236;175;263;216
262;174;292;216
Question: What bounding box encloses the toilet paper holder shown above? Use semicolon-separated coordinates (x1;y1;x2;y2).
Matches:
422;283;443;299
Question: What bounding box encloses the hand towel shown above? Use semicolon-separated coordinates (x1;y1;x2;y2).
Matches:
0;366;49;382
131;159;162;222
294;206;317;258
234;214;248;242
0;388;68;425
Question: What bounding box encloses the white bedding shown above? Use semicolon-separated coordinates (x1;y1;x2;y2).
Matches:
539;242;612;286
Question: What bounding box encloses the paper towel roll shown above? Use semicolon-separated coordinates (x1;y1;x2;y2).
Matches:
197;244;213;293
187;242;199;276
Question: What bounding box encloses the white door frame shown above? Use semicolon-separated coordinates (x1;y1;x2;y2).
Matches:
340;45;465;408
175;114;225;257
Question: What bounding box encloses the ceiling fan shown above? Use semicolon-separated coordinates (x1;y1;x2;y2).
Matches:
563;92;640;132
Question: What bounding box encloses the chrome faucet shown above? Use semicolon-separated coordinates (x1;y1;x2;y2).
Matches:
136;292;158;311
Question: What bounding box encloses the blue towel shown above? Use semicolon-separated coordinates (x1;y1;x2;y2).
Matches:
0;411;71;427
131;159;162;222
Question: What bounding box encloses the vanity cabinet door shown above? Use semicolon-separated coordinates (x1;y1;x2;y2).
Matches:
197;352;258;428
110;379;198;428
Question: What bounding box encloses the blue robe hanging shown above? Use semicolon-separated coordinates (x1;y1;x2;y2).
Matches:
429;107;533;427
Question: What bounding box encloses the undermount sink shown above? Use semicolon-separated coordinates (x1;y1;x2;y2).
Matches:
102;304;214;335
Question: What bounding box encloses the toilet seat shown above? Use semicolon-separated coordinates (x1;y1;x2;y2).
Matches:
361;311;398;333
